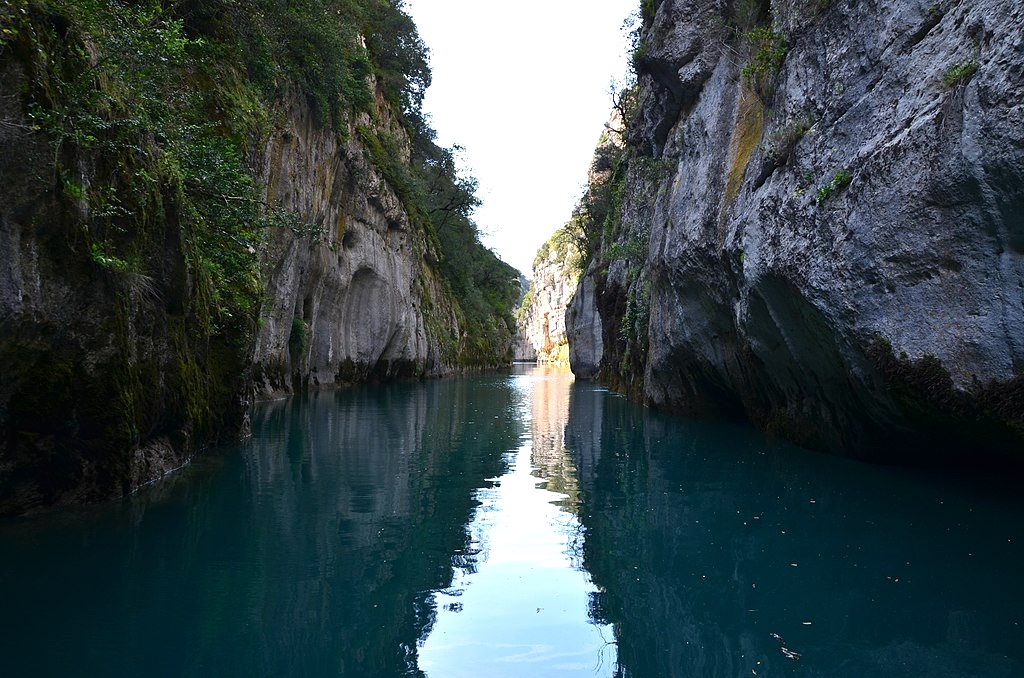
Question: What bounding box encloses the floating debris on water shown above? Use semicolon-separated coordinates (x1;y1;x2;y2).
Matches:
770;632;803;661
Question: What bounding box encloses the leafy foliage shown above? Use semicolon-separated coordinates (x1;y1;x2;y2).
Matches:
411;138;520;365
515;286;534;323
943;60;977;88
355;119;520;365
6;0;517;455
172;0;429;128
742;25;787;99
579;147;630;266
13;0;272;336
4;0;283;452
532;225;582;273
640;0;656;27
814;169;852;204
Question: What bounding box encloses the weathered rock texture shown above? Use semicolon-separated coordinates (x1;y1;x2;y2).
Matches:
515;234;580;365
0;5;514;514
512;330;537;362
0;59;248;513
249;98;460;396
569;0;1024;463
566;121;654;389
0;91;483;513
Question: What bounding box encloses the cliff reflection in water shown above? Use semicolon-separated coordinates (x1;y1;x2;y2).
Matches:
4;371;1021;677
0;377;517;677
237;378;519;676
565;381;1024;678
529;365;583;513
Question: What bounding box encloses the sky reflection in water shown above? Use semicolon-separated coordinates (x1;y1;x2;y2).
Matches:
418;367;615;677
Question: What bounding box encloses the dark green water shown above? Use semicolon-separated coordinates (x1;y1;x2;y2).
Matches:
1;365;1022;677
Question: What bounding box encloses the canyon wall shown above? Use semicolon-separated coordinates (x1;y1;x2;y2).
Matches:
515;231;581;365
247;97;461;396
568;0;1024;462
0;2;517;513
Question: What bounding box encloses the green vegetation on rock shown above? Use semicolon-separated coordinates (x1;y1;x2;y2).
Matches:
559;122;654;395
0;0;519;511
942;60;977;88
814;169;852;204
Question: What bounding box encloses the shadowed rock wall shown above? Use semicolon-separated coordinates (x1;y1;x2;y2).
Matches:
569;0;1024;462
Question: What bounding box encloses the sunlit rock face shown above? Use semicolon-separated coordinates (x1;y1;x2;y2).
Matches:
516;241;580;365
568;0;1024;461
250;97;459;396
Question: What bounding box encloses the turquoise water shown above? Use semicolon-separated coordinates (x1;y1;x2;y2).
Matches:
1;365;1022;676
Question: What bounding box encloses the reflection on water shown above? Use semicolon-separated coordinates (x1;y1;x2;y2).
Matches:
566;381;1024;678
2;368;1022;677
418;365;615;676
529;366;583;513
0;377;517;677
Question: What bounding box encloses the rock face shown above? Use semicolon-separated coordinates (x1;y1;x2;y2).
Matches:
512;331;537;362
0;61;248;513
0;5;514;514
0;86;478;512
516;233;580;365
566;274;604;379
566;121;653;392
249;99;458;396
568;0;1024;462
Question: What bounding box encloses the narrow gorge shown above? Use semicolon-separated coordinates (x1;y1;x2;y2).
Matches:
3;1;1024;674
514;227;581;365
5;0;1021;516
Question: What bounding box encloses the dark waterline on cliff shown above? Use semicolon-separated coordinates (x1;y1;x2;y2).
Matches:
1;365;1022;676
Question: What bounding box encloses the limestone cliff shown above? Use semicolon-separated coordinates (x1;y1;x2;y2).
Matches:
0;1;518;513
515;230;581;365
248;97;462;396
568;0;1024;463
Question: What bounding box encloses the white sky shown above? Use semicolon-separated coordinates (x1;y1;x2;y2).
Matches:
404;0;637;276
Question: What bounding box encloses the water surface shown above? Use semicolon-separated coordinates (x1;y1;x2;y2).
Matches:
418;369;613;676
1;365;1022;677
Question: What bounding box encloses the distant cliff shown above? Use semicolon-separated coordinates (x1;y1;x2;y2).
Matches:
0;0;518;513
567;0;1024;463
515;229;581;365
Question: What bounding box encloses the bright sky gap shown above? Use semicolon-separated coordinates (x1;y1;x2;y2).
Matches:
404;0;638;276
